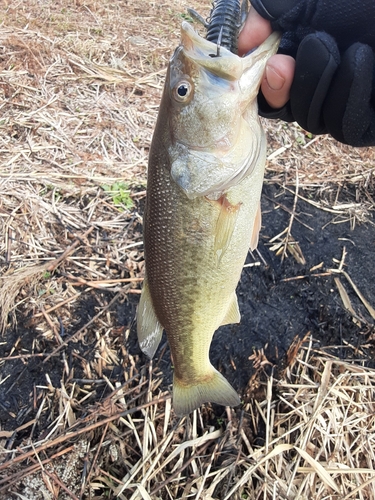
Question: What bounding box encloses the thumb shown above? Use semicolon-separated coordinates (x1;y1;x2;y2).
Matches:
238;8;272;56
261;55;295;109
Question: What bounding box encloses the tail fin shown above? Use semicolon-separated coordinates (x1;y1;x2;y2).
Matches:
173;367;240;415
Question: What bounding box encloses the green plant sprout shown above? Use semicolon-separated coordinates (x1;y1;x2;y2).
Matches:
101;182;134;210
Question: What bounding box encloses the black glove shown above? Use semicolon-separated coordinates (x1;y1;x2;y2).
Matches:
252;0;375;147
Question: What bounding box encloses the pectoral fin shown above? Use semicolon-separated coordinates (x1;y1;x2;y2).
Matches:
136;275;163;358
213;195;241;263
220;292;241;326
250;202;261;251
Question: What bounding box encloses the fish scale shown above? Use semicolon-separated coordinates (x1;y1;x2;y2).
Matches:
137;13;280;415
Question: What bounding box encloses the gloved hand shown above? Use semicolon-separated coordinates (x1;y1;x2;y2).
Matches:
251;0;375;147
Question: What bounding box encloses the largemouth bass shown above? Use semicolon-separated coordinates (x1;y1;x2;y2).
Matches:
137;12;280;415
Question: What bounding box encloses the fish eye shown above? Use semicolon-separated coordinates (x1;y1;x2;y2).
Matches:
173;80;192;103
177;84;189;97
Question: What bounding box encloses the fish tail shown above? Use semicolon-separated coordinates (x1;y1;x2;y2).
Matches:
173;367;240;415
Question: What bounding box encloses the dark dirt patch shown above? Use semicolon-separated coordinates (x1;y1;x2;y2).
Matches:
0;327;64;432
211;182;375;394
0;291;132;445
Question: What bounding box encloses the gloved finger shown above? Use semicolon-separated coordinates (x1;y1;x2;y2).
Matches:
290;32;340;134
257;91;294;122
250;0;299;25
251;0;375;49
323;43;375;146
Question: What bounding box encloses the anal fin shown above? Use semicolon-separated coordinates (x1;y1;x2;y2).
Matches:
136;274;163;358
250;202;261;251
220;292;241;326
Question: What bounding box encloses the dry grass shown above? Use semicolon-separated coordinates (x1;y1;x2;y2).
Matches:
0;1;375;499
2;337;375;499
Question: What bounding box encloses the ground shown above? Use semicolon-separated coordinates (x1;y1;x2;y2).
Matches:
0;1;375;499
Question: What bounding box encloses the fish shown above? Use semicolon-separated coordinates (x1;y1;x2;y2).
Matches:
137;5;280;415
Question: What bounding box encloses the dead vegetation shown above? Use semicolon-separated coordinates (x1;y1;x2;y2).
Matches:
2;336;375;499
0;1;375;499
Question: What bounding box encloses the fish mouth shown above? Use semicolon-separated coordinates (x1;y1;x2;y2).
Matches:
180;22;244;80
180;21;280;81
